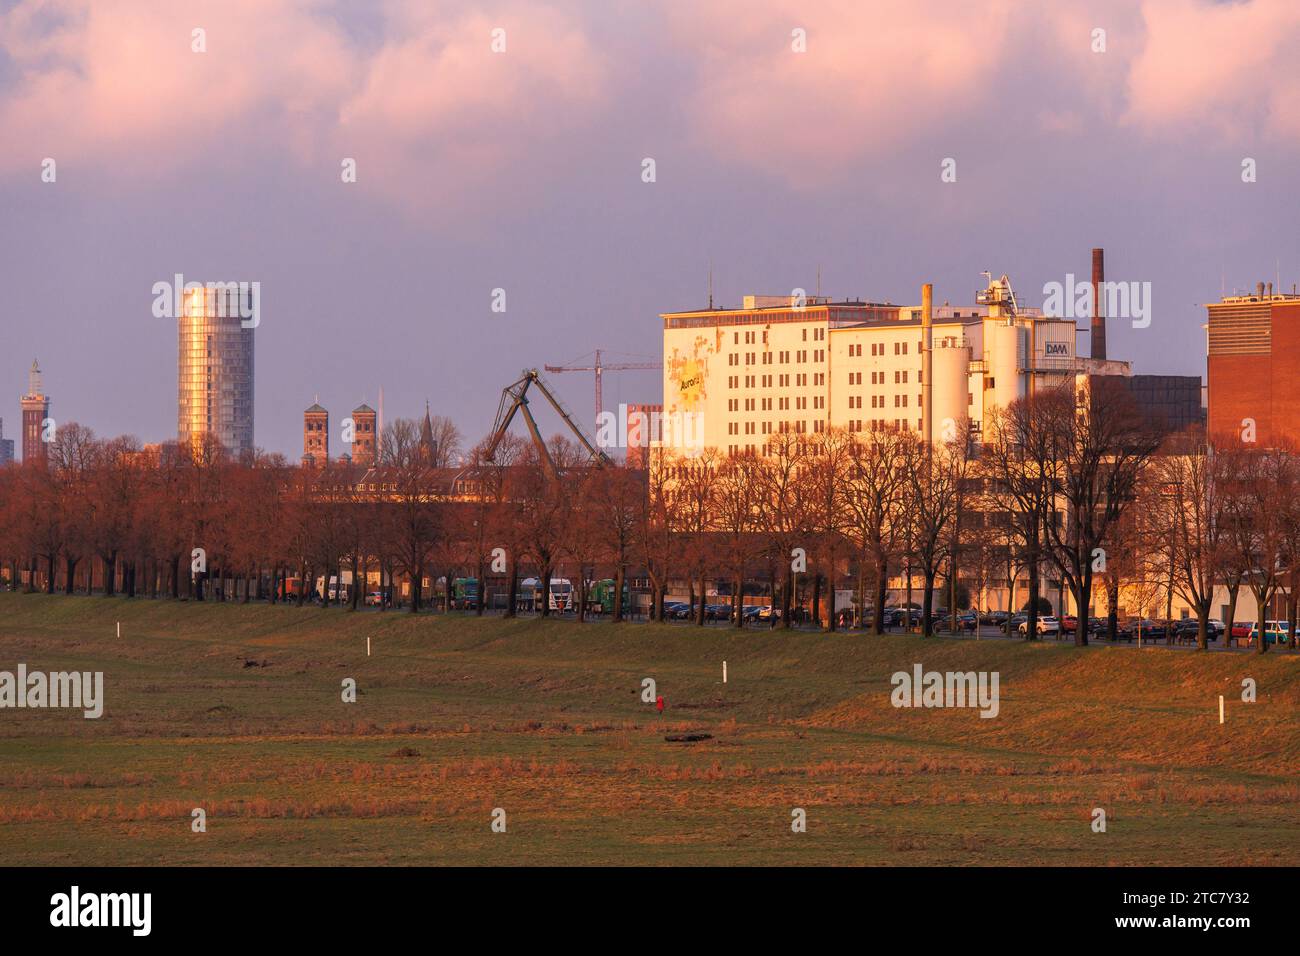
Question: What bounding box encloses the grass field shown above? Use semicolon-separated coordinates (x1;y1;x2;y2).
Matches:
1;592;1297;866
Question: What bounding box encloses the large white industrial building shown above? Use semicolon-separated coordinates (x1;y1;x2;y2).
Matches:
660;274;1130;455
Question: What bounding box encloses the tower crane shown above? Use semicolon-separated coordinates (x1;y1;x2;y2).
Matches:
543;349;662;427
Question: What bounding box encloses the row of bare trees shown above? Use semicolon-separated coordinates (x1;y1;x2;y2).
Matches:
0;379;1292;652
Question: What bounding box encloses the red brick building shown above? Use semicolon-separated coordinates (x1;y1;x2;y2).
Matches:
1207;287;1300;445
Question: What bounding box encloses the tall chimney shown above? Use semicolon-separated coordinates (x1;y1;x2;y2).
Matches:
1090;248;1106;361
922;283;933;445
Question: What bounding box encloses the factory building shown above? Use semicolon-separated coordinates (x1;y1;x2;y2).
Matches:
661;273;1130;455
1206;283;1300;446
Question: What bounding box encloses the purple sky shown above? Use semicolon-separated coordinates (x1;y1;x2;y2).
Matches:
3;0;1298;458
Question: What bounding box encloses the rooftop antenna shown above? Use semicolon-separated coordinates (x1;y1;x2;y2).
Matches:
817;264;822;299
708;260;714;309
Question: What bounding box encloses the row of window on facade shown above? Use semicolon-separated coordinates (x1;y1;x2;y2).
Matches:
726;373;826;389
727;395;827;413
846;419;924;433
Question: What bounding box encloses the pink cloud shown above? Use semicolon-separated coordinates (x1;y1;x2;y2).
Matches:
1124;0;1300;143
335;2;609;207
663;0;1018;188
0;0;611;207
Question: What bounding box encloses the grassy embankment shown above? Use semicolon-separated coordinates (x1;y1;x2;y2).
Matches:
1;592;1296;865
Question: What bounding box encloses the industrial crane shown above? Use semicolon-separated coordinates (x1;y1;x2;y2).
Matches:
484;369;611;482
543;349;662;426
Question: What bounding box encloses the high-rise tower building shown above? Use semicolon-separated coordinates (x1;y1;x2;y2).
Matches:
177;286;255;455
303;401;328;467
351;403;377;466
0;417;14;466
20;359;50;463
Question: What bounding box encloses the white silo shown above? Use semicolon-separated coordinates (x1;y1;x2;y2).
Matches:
930;344;971;444
987;322;1024;415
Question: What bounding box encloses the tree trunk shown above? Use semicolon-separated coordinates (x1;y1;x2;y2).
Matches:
1224;582;1239;647
476;558;486;616
505;558;519;618
873;557;887;636
922;569;935;636
1256;593;1269;655
614;566;626;624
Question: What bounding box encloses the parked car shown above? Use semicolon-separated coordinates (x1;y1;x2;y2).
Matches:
1019;615;1060;637
756;606;781;622
663;602;691;620
365;591;384;607
881;607;910;627
980;610;1009;626
1229;620;1254;643
1060;615;1078;634
942;611;977;632
1172;618;1205;642
1088;617;1133;640
704;603;729;621
1248;620;1292;646
1009;613;1028;632
1130;618;1165;641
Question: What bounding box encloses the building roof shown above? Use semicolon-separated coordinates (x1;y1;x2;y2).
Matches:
304;403;327;413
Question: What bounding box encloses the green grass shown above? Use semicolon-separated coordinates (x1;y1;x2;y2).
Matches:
1;592;1297;865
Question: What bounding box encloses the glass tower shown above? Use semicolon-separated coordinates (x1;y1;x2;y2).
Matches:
177;287;255;455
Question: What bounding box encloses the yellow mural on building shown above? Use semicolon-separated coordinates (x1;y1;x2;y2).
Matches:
667;335;712;414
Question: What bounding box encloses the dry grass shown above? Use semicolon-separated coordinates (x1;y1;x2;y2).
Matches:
1;592;1297;865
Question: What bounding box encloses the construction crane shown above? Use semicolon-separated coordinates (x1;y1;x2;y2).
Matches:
485;369;611;482
543;349;662;426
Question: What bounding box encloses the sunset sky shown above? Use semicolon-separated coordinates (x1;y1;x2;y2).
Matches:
2;0;1298;457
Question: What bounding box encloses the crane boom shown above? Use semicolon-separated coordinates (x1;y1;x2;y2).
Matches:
542;348;663;423
484;369;612;481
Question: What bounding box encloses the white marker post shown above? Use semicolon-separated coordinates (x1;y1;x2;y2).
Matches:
722;660;727;684
367;637;371;657
1219;695;1225;725
116;621;120;638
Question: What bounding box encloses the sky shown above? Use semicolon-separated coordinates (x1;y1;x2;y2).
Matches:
2;0;1299;459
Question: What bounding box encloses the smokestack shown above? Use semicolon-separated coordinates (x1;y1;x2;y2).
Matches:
1257;281;1265;299
1090;248;1106;361
922;283;933;445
